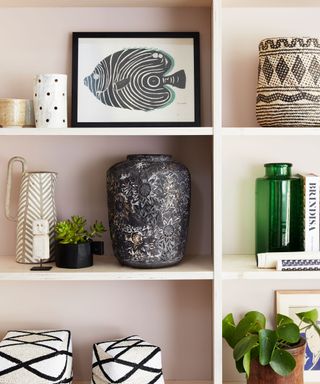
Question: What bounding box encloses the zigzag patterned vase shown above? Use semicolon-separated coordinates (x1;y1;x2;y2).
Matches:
256;37;320;127
5;156;57;263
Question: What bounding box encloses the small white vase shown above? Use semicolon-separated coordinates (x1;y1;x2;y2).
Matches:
33;74;67;128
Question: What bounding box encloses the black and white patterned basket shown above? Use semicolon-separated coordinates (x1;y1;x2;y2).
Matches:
0;330;73;383
91;335;164;384
256;37;320;127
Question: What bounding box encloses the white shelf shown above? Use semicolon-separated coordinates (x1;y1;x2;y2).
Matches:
0;254;213;281
0;0;211;6
0;127;213;136
223;0;320;7
222;127;320;136
75;382;212;384
223;254;320;280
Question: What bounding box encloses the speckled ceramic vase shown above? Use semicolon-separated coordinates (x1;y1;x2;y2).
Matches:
107;154;191;268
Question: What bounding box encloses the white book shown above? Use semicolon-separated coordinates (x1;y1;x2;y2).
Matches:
299;173;320;252
258;251;320;269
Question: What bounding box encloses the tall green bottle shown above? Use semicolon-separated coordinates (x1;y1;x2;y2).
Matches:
255;163;303;261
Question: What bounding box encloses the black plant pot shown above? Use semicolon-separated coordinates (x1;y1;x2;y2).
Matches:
107;154;191;268
55;243;93;269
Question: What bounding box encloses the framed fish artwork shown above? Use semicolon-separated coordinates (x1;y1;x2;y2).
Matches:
72;32;200;127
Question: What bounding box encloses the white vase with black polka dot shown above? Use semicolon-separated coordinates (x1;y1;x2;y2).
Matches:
33;73;67;128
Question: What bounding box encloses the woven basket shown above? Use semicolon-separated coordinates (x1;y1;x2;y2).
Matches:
256;37;320;127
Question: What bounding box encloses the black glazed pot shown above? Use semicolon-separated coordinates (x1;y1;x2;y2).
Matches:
107;154;191;268
55;243;93;268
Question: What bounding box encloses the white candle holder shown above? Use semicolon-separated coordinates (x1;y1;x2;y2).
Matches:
33;74;67;128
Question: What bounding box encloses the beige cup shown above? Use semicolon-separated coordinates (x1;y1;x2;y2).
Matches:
0;98;35;127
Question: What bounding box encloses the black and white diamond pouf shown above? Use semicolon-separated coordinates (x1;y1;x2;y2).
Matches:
0;330;73;383
91;335;164;384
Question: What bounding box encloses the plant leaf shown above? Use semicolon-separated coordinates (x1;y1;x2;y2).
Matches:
222;313;236;348
276;323;300;344
269;349;296;376
251;345;259;360
259;329;277;366
276;313;294;327
233;335;259;361
311;321;320;337
235;358;245;373
296;309;318;324
234;311;266;343
243;350;251;378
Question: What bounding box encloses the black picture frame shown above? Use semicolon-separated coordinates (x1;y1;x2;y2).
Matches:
72;32;200;127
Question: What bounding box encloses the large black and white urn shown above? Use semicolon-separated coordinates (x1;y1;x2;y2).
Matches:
107;154;191;268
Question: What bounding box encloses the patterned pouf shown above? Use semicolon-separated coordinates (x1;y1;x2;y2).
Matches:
91;335;164;384
0;330;72;383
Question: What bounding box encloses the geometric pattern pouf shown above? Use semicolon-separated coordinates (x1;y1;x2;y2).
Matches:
91;335;164;384
0;330;73;383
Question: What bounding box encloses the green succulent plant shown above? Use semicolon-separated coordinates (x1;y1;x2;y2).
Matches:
55;215;106;244
222;308;320;378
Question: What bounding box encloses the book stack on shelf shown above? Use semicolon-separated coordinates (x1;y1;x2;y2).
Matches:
258;172;320;271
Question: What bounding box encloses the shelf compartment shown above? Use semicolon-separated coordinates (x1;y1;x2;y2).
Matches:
222;6;320;127
0;127;213;136
0;254;213;281
223;254;320;280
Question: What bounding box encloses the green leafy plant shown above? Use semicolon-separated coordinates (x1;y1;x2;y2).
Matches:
55;215;106;244
222;309;320;378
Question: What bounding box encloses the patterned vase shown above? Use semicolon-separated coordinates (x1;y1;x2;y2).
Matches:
33;74;67;128
5;156;57;263
107;154;191;268
256;37;320;127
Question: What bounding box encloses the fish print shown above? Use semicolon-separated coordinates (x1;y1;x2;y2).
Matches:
84;48;186;111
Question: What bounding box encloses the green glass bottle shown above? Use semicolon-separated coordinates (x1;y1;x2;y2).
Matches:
255;163;303;262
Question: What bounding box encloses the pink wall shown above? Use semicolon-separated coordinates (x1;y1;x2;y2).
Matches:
0;6;212;381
